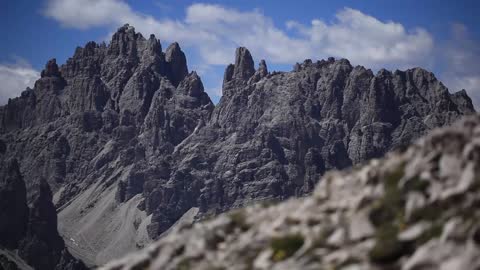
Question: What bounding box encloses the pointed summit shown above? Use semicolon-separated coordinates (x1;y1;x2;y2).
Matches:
178;71;204;98
40;59;61;78
147;34;162;54
222;47;256;96
233;47;255;81
258;59;268;76
166;42;188;86
108;23;143;56
249;59;269;84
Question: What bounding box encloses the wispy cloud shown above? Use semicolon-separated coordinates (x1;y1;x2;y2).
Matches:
43;1;479;106
0;58;39;105
43;1;434;68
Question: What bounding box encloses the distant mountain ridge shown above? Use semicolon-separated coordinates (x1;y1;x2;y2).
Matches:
0;24;474;267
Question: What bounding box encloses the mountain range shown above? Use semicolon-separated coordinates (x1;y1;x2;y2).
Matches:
0;24;474;269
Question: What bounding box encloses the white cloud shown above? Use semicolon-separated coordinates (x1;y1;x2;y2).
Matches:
0;59;39;105
44;0;135;30
287;8;434;69
44;1;434;71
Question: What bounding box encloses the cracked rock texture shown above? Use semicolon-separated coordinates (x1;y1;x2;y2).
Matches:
102;114;480;270
0;24;474;267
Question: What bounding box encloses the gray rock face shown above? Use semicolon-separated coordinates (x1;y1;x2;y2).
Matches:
101;114;480;270
0;254;20;270
0;24;474;267
145;49;473;236
0;160;86;270
165;42;188;86
0;160;28;249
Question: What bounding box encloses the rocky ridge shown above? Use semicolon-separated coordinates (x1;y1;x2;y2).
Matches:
102;114;480;270
0;24;474;267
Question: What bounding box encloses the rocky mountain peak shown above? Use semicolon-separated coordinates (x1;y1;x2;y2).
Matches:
258;59;268;74
451;89;474;112
178;71;203;98
222;47;255;96
248;59;269;84
146;34;162;55
165;42;188;86
107;23;144;57
41;58;61;78
233;46;255;81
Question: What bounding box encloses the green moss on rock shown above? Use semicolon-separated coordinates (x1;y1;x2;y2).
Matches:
270;234;305;262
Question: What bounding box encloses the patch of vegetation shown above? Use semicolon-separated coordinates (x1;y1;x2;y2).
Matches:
415;223;443;246
403;176;430;193
368;165;411;264
368;164;449;264
369;224;408;264
177;259;191;270
228;210;250;232
369;165;405;227
409;203;443;223
270;234;305;262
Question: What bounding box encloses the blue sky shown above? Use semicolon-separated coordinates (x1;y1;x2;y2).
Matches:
1;0;479;106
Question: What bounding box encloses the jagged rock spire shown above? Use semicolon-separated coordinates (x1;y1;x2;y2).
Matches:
147;34;162;55
249;59;269;84
258;59;268;77
19;178;65;270
233;47;255;81
40;59;61;78
166;42;188;86
108;23;141;56
222;47;256;95
178;71;204;98
0;159;28;249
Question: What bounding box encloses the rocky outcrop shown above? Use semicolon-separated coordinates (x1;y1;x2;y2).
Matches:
0;24;474;267
165;42;188;86
101;114;480;270
0;161;86;270
0;160;28;249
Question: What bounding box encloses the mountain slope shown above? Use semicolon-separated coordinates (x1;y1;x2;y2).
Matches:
102;114;480;270
0;24;474;266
